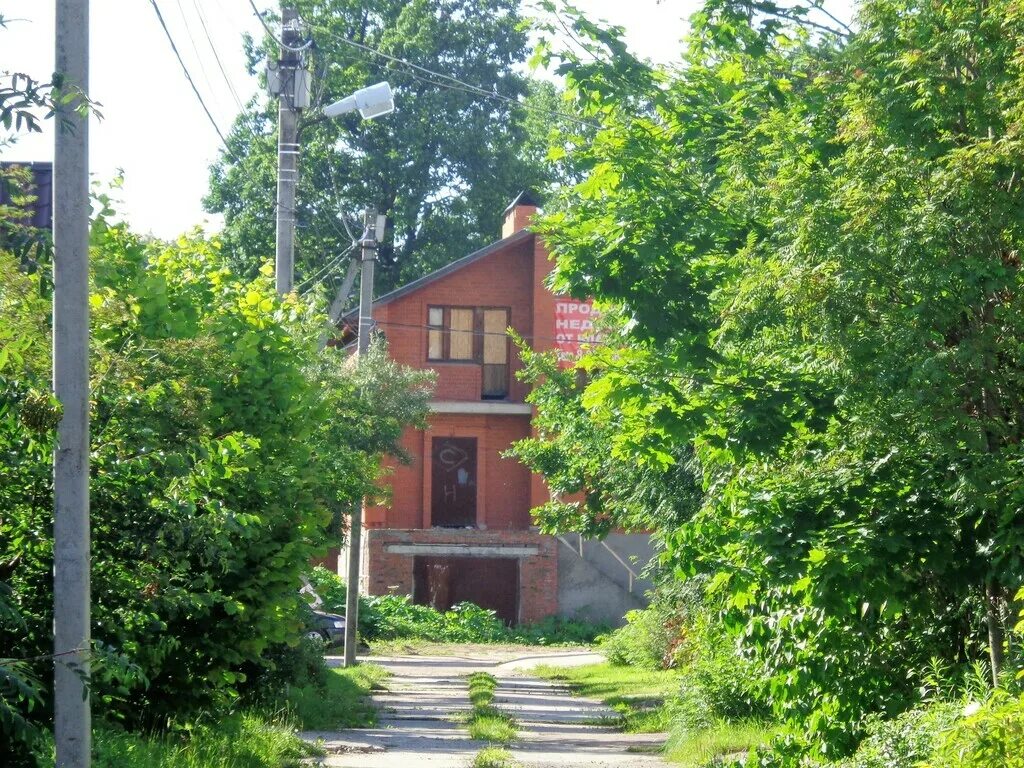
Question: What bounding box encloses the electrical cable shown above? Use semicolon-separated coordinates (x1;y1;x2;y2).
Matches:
311;24;600;131
368;318;610;348
147;0;236;158
191;0;245;113
173;0;218;100
297;243;357;295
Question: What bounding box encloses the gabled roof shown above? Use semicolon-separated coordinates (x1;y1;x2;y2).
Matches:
369;227;534;310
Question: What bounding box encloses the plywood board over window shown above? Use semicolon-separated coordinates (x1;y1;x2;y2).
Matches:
482;309;509;398
449;308;475;360
428;306;444;360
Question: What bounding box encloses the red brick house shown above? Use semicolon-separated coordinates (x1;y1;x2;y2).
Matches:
342;193;651;626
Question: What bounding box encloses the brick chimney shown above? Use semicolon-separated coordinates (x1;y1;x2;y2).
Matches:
501;189;540;238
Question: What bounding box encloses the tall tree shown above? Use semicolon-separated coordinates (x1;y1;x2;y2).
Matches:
524;0;1024;756
206;0;551;295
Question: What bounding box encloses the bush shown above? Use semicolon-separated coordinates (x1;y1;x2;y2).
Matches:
828;703;960;768
603;606;677;669
1;220;433;754
929;693;1024;768
306;566;607;646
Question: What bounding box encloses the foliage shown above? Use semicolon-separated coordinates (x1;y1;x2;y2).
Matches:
472;746;520;768
468;672;499;708
307;566;607;645
524;0;1024;757
828;702;960;768
927;692;1024;768
603;606;679;670
90;712;314;768
0;210;432;756
283;664;387;730
205;0;560;293
466;706;518;744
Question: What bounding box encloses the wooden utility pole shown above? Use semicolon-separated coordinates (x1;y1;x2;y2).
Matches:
274;5;302;293
343;207;385;667
53;0;91;764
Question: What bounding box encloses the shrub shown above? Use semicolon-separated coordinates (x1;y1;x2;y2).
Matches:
828;703;960;768
603;606;677;669
928;693;1024;768
307;567;607;646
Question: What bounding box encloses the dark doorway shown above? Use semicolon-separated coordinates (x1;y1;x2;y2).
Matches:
431;437;477;527
413;556;519;624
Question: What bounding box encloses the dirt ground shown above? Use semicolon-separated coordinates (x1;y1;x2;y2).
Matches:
304;648;667;768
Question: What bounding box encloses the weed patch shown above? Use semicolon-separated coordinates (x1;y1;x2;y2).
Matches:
472;746;519;768
286;663;388;730
92;711;318;767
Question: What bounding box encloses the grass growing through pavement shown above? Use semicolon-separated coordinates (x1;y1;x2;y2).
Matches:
472;746;520;768
464;672;519;744
287;663;389;729
468;671;499;706
532;661;681;732
467;707;519;743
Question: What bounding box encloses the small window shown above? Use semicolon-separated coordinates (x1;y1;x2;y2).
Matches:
428;306;444;360
449;308;475;360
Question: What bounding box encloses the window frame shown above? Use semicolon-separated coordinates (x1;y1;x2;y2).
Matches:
425;305;511;367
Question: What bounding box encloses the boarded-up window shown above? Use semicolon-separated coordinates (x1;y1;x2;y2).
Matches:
427;306;444;360
482;309;509;398
425;306;511;399
449;308;475;360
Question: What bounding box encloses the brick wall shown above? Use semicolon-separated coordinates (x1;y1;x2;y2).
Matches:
364;528;559;624
366;414;531;530
376;237;535;403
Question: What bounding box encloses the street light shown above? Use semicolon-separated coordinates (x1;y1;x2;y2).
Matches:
325;81;394;668
324;81;395;119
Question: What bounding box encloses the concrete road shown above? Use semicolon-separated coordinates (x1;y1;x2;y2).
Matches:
304;650;667;767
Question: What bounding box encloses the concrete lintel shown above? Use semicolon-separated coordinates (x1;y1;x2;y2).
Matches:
384;544;539;558
428;401;533;415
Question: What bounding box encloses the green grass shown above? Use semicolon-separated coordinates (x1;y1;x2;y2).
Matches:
467;706;519;744
463;671;518;744
472;746;520;768
287;663;389;730
468;672;499;707
93;711;319;768
664;719;770;767
532;661;681;733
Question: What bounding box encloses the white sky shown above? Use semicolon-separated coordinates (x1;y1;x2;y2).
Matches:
0;1;847;239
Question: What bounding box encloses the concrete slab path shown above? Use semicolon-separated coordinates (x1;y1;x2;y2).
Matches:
303;651;667;768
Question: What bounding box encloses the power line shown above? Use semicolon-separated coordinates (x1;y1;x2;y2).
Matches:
370;318;610;348
191;0;245;113
297;243;357;295
147;0;235;157
173;0;217;101
312;24;599;131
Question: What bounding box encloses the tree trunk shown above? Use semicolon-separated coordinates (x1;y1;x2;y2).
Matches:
986;579;1005;686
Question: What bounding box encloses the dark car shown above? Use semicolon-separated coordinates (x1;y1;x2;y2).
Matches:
304;604;346;646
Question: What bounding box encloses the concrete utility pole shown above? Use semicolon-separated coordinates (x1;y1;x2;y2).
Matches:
274;5;302;294
343;207;386;667
53;0;91;765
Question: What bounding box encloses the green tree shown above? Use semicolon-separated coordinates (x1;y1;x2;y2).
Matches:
205;0;554;294
0;206;432;763
524;0;1024;757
